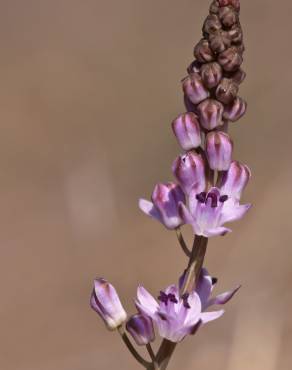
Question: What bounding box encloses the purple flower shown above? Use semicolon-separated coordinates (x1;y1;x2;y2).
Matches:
126;314;155;346
172;112;202;151
179;161;251;237
139;182;186;229
172;152;206;194
135;275;232;343
90;278;127;330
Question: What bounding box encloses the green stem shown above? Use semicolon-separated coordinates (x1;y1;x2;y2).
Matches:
175;228;191;257
117;326;151;368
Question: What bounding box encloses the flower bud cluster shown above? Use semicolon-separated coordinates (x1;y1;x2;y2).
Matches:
183;0;246;131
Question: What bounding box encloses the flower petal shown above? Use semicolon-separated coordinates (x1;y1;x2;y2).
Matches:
203;226;232;237
200;309;225;324
178;202;201;234
196;268;213;309
135;286;159;318
139;199;162;223
220;202;251;224
208;285;241;306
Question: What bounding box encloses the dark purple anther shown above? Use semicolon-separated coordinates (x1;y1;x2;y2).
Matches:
168;294;178;304
158;291;169;305
212;277;218;285
182;293;191;309
196;192;207;203
219;195;228;203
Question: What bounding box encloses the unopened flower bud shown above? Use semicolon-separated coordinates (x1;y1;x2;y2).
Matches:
172;112;202;150
197;99;224;130
187;60;202;74
139;183;186;229
200;62;223;89
227;68;246;84
218;46;243;72
126;314;155;346
194;39;214;63
90;278;127;331
209;31;231;53
182;73;209;105
223;96;247;121
216;78;238;104
218;0;230;6
228;25;243;44
203;14;222;35
210;0;219;14
172;152;206;194
218;6;237;27
218;0;240;11
206;131;233;171
220;160;251;200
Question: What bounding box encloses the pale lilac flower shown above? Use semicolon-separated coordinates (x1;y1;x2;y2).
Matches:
126;314;155;346
135;281;225;343
206;131;233;171
90;278;127;330
139;182;186;229
179;161;251;237
172;152;206;194
172;112;202;151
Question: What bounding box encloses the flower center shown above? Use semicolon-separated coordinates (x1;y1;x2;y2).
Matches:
196;191;228;208
158;291;178;305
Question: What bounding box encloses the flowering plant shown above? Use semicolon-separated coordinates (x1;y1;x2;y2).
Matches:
90;1;251;369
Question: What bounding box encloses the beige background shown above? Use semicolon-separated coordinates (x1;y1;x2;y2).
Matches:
0;0;291;369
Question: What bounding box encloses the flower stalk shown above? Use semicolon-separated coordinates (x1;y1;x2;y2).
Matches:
90;1;251;369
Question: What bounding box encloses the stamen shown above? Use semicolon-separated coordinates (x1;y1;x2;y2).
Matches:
196;192;207;203
219;195;228;203
211;277;218;285
182;293;191;309
158;291;169;305
168;293;178;304
206;192;218;208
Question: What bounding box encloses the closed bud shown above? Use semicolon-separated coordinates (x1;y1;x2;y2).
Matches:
172;152;206;194
206;131;233;171
218;0;230;6
187;60;202;74
172;112;202;150
227;68;246;84
194;39;214;63
210;0;220;14
126;314;155;346
216;78;239;104
197;99;224;130
209;31;231;53
228;25;243;44
220;160;251;201
223;96;247;121
200;62;223;89
203;14;222;35
218;46;243;72
182;73;210;105
218;6;237;27
139;183;186;229
218;0;240;11
90;278;127;331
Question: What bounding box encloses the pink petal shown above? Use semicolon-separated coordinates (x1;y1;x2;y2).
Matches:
203;226;232;237
135;286;159;318
220;202;251;224
139;199;162;223
208;285;241;306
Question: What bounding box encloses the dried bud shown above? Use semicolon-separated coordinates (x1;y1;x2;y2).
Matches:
218;0;240;11
126;314;155;346
197;99;224;130
90;278;127;331
223;96;247;121
218;0;230;6
228;25;243;44
206;131;233;171
172;112;202;150
182;73;210;105
203;14;222;35
227;68;246;84
218;6;237;27
200;62;223;89
187;60;202;74
216;78;238;104
210;0;220;14
209;31;231;53
218;46;243;71
220;160;251;201
139;183;186;229
194;39;214;63
172;152;206;194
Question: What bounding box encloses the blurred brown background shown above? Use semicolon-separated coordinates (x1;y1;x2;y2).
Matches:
0;0;291;369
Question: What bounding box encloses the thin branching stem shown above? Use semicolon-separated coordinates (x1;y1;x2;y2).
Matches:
175;228;191;257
